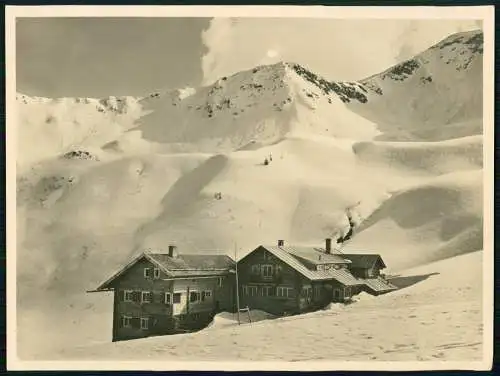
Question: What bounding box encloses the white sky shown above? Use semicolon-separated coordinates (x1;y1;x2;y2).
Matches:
201;18;481;85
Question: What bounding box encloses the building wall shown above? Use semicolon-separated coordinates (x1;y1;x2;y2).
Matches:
350;265;382;279
171;275;235;315
237;247;316;315
110;257;235;341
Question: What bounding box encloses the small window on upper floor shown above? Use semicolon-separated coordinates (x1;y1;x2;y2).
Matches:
153;267;161;279
251;265;261;275
165;292;172;305
144;268;152;279
261;264;273;279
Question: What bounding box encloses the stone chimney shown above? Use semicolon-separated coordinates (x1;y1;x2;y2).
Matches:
325;238;332;254
277;239;285;247
168;245;178;258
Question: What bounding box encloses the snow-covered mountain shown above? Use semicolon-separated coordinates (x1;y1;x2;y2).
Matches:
350;29;483;139
16;93;144;169
15;30;485;359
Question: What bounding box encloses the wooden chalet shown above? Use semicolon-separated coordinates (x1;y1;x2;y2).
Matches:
237;239;397;315
91;245;236;342
341;253;397;295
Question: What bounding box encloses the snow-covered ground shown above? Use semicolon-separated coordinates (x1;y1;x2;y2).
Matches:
35;251;482;361
14;30;487;363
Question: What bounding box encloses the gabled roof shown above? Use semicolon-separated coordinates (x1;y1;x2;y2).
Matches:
94;251;235;291
341;254;387;269
148;253;235;271
282;246;350;266
256;246;363;286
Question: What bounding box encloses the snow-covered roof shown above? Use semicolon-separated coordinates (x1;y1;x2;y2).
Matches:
260;245;363;286
283;246;350;265
341;254;386;269
94;251;235;291
363;277;398;293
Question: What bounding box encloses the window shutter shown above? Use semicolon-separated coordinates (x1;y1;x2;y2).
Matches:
133;291;140;302
120;290;125;302
155;292;164;304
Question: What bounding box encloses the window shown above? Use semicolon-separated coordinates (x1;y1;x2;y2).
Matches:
276;265;283;275
190;291;201;303
302;286;312;298
143;268;152;278
141;291;152;303
333;289;341;299
140;317;149;330
261;264;273;279
251;265;261;275
217;277;223;287
123;290;134;302
201;290;212;301
324;264;331;271
244;285;258;296
344;287;351;297
317;265;324;271
173;293;182;304
261;285;274;297
165;292;172;305
192;313;200;320
277;286;294;298
121;316;132;328
153;268;161;279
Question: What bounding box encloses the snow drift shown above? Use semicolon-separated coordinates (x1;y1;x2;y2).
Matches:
48;251;483;361
14;29;485;360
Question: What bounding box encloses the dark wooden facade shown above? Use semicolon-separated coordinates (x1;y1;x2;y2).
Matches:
343;255;386;279
237;246;354;316
105;257;235;342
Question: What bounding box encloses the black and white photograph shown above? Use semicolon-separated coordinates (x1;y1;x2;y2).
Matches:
6;5;494;371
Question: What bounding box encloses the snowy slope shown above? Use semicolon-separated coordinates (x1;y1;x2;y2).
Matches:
347;30;483;136
41;251;483;361
344;170;483;270
15;30;485;360
16;93;144;169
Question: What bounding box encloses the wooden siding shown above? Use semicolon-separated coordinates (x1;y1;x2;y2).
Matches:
237;247;359;316
110;257;235;341
350;265;382;279
238;246;316;315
